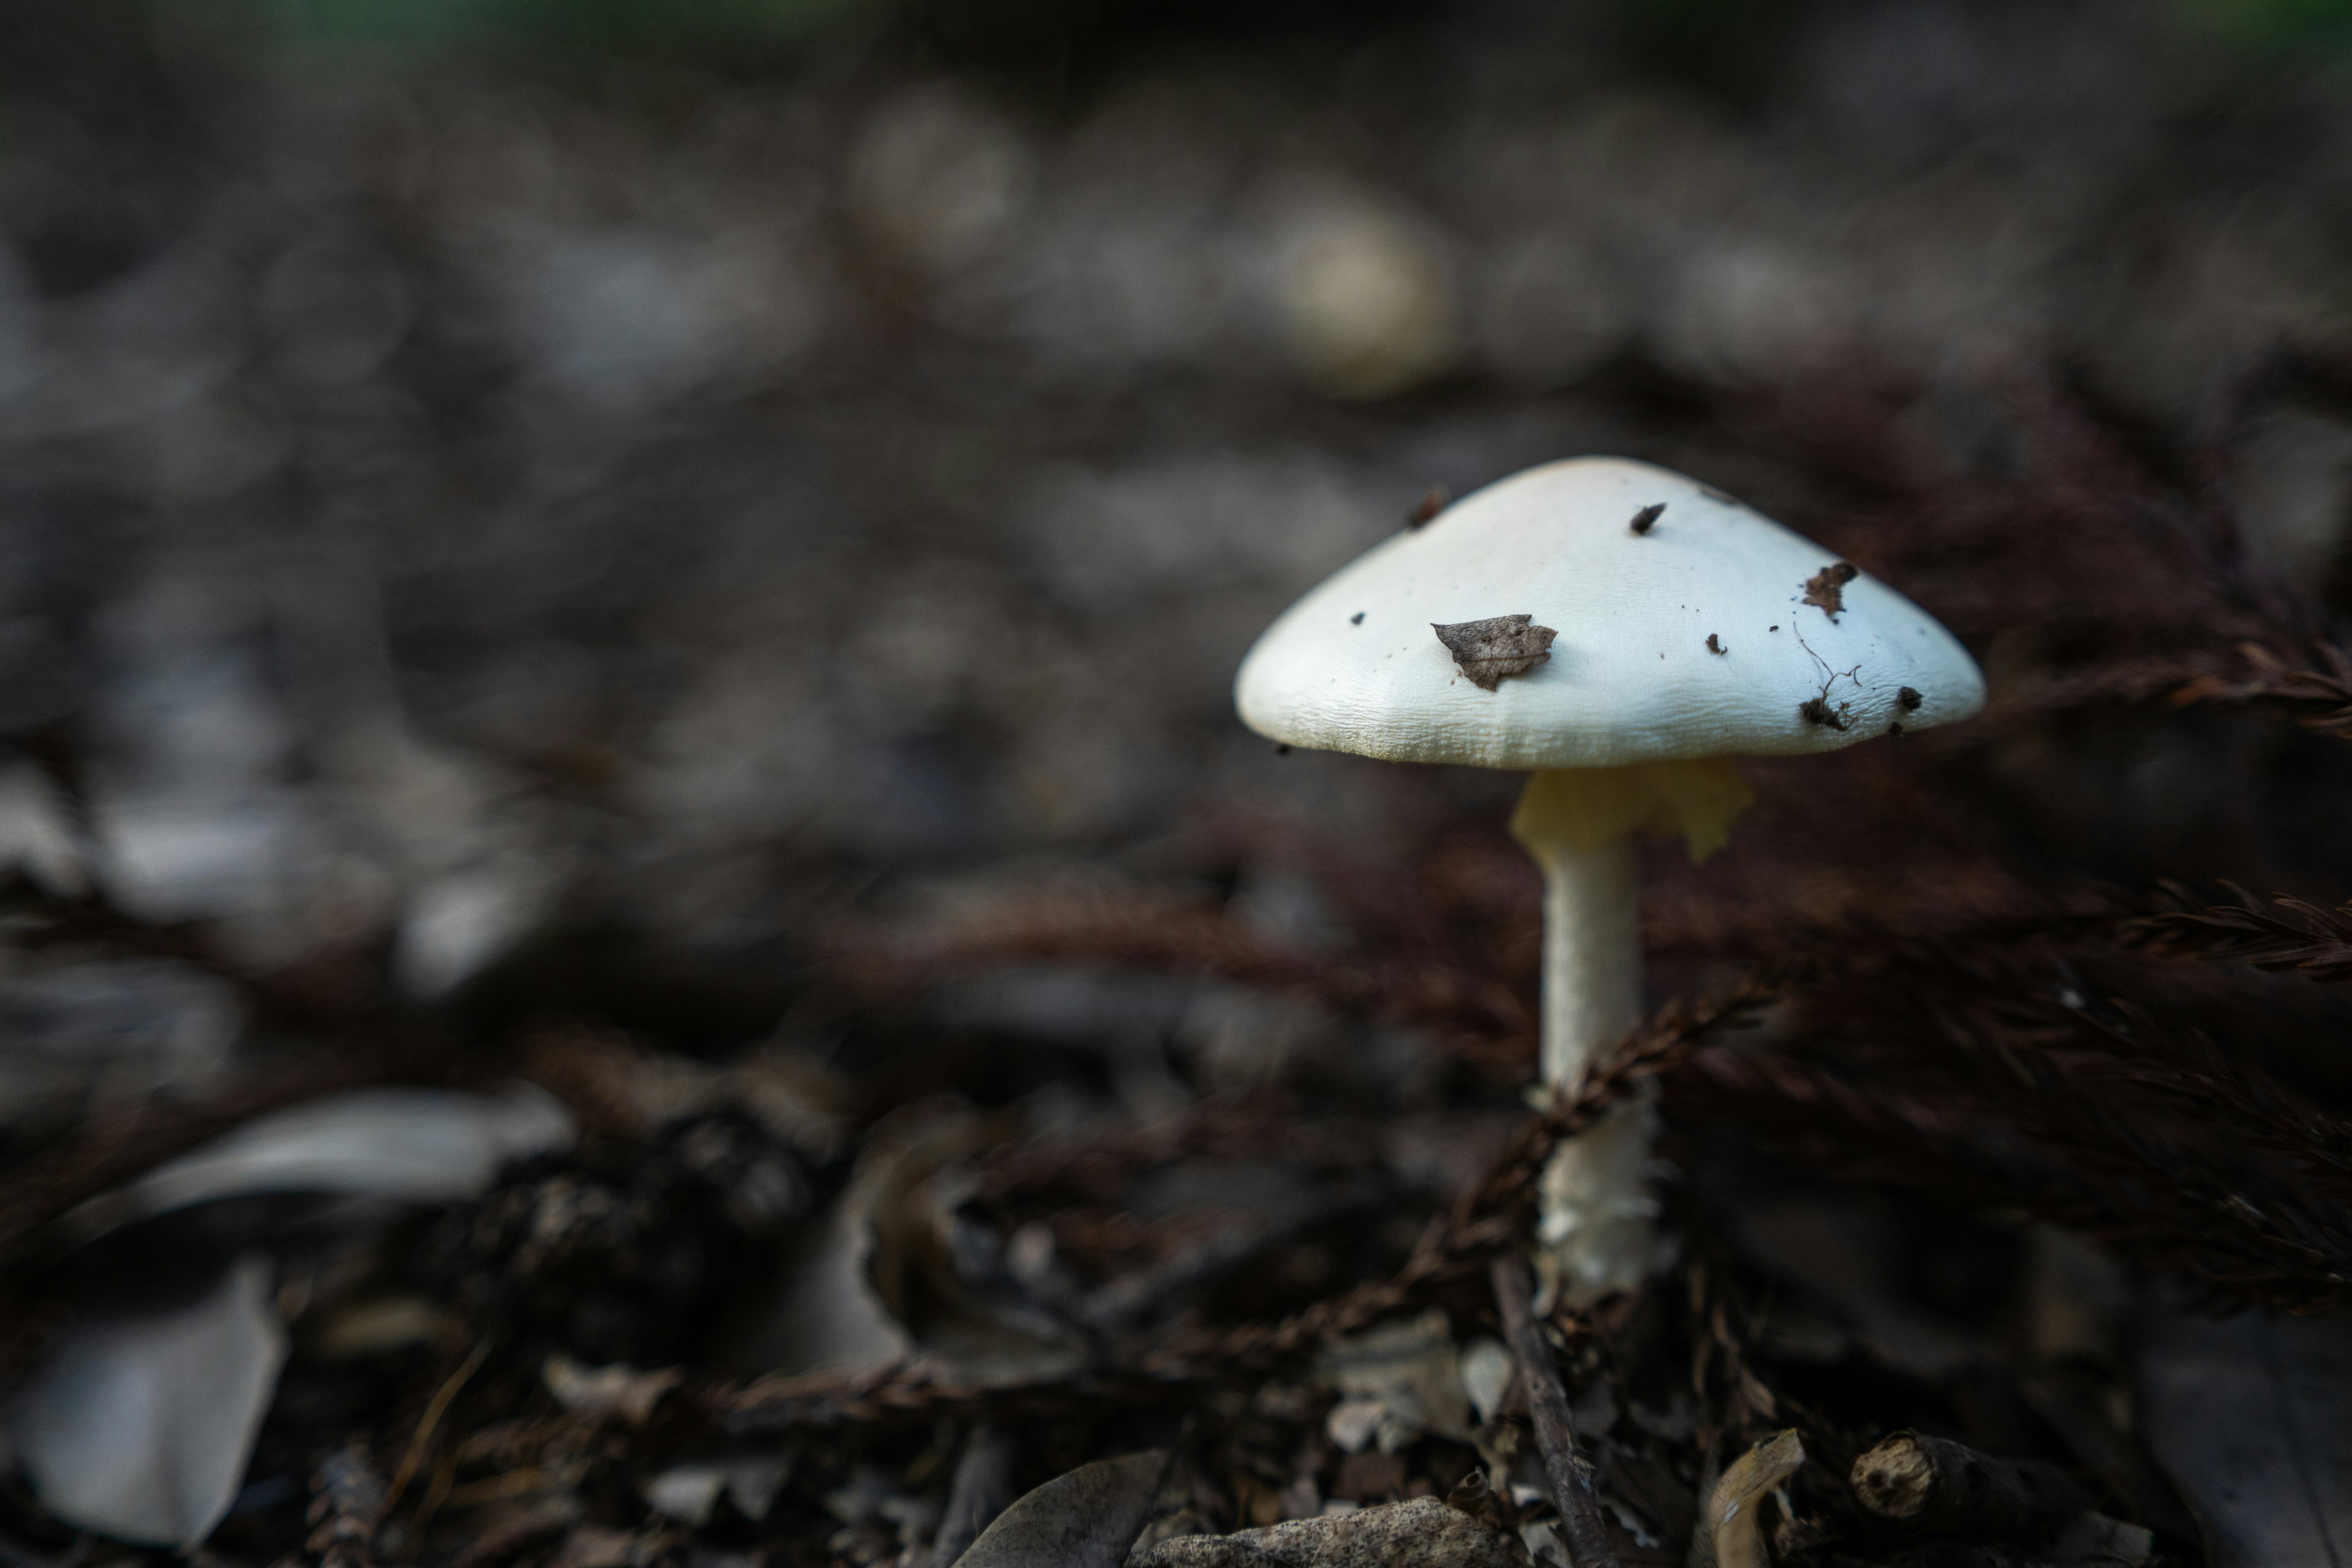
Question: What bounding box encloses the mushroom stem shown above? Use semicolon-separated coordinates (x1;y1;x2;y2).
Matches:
1510;761;1752;1301
1518;825;1643;1092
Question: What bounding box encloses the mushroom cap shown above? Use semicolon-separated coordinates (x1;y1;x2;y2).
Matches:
1234;457;1985;769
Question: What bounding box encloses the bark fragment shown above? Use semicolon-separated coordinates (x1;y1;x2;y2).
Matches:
1138;1497;1520;1568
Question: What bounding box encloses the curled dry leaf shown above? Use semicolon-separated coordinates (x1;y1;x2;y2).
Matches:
2;1253;286;1547
543;1354;684;1426
949;1449;1169;1568
731;1174;914;1378
730;1102;1080;1384
1800;562;1858;617
1432;616;1557;692
1698;1430;1804;1568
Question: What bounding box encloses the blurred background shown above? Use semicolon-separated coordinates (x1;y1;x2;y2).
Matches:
9;0;2352;1056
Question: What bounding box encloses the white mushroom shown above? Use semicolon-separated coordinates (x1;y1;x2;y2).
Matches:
1234;457;1983;1301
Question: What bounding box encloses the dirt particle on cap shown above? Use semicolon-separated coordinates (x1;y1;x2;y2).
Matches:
1802;562;1860;617
1706;633;1725;655
1897;685;1923;710
1630;503;1665;535
1349;612;1365;625
1405;486;1450;529
1431;614;1556;691
1769;624;1779;632
1798;696;1849;731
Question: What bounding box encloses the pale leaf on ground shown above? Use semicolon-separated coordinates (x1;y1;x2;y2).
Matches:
56;1084;575;1243
2;1253;286;1547
544;1354;685;1426
1316;1310;1472;1454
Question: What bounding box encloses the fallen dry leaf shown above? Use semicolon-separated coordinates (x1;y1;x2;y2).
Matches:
951;1450;1168;1568
2138;1305;2352;1567
1432;616;1557;691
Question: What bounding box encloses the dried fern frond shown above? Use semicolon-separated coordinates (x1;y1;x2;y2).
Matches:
2169;641;2352;739
2130;880;2352;982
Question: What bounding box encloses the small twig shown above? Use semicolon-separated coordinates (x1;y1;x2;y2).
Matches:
382;1338;491;1518
1849;1431;2087;1545
1491;1253;1619;1568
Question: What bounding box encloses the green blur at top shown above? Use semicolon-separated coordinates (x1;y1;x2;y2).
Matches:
240;0;881;56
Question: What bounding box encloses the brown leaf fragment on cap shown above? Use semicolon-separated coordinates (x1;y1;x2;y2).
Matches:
1798;696;1847;731
1898;685;1923;710
1706;633;1725;655
1433;616;1556;691
1802;562;1860;616
1629;503;1665;535
1406;486;1451;529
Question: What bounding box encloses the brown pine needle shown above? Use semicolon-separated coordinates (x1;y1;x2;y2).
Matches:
382;1338;492;1520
